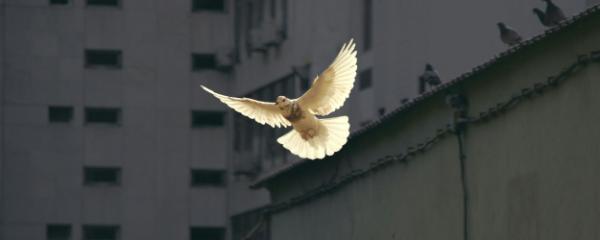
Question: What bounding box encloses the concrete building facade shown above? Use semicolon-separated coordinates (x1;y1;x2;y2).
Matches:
256;8;600;240
1;0;234;239
226;0;593;238
1;0;597;240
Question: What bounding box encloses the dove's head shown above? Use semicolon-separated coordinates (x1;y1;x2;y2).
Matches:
275;96;292;109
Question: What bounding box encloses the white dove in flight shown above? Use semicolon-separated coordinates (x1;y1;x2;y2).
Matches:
201;39;357;160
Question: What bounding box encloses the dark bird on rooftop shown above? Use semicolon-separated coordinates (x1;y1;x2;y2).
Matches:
418;63;441;94
543;0;566;26
533;8;553;27
497;22;522;46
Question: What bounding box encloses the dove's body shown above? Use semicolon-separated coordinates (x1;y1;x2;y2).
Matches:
281;101;318;139
544;0;566;25
497;22;522;46
201;39;357;160
275;99;350;159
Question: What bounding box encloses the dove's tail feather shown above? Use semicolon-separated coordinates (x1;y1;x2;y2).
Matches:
277;116;350;160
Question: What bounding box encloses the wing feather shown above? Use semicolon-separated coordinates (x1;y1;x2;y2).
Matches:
296;39;358;116
201;85;291;128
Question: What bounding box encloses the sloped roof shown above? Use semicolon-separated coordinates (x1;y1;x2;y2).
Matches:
251;5;600;188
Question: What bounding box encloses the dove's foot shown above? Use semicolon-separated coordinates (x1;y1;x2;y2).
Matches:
300;128;316;140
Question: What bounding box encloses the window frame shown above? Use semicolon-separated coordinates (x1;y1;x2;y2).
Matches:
49;0;69;5
82;225;120;240
191;0;226;12
47;224;72;240
84;107;122;126
359;68;373;90
83;167;122;186
362;0;373;51
48;106;74;124
190;169;226;187
84;49;123;69
191;110;226;128
86;0;121;7
190;226;226;240
191;53;219;72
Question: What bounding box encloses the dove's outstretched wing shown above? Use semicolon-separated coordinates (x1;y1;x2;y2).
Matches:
201;85;291;128
295;39;357;116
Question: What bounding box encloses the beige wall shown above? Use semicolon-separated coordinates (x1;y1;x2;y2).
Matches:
265;12;600;240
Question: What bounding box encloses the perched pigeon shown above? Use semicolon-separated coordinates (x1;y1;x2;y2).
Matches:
543;0;566;26
533;8;553;27
202;39;357;160
497;22;522;46
418;63;441;94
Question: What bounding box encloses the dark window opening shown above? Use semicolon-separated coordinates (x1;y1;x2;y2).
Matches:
191;111;225;128
83;225;119;240
359;69;372;90
257;0;264;24
84;167;121;186
48;106;74;123
192;0;225;12
245;2;254;57
85;49;122;69
87;0;119;7
192;54;217;71
269;0;276;18
191;169;226;187
363;0;372;51
85;107;121;125
190;227;225;240
232;208;270;240
233;115;242;151
47;224;71;240
50;0;69;5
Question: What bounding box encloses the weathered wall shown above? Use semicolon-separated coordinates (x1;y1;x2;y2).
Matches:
266;12;600;240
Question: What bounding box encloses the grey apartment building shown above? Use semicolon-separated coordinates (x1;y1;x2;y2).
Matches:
1;0;234;239
0;0;597;240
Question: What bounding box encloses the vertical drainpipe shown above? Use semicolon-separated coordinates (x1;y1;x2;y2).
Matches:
446;93;470;240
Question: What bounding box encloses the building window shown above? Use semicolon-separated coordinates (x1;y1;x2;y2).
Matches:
192;54;217;71
232;207;270;240
190;227;225;240
83;225;119;240
363;0;372;51
85;107;121;125
191;169;226;187
47;224;71;240
191;111;225;128
269;0;276;18
192;0;225;12
84;167;121;186
256;0;264;24
85;49;122;69
86;0;119;7
48;106;74;123
50;0;69;5
359;69;372;90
